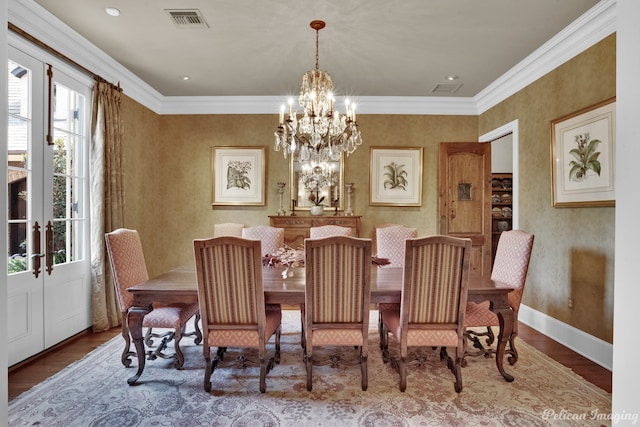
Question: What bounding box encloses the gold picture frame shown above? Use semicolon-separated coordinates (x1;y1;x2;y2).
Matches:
369;147;423;206
551;97;615;207
211;146;266;206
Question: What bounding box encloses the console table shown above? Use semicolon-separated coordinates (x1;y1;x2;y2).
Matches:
269;215;361;248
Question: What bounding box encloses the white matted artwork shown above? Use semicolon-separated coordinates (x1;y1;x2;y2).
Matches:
551;97;615;207
369;147;423;206
211;146;265;206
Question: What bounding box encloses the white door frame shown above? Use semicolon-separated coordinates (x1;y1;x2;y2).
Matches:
480;119;519;230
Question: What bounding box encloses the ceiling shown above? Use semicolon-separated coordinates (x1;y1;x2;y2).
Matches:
32;0;601;98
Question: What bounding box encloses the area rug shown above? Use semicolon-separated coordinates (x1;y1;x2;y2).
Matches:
9;311;611;426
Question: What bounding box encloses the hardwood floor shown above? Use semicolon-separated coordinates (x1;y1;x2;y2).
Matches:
8;322;612;401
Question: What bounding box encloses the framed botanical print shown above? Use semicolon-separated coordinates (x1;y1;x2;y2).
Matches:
551;97;615;207
369;147;423;206
211;146;266;206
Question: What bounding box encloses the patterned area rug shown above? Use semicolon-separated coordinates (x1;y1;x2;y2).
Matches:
9;311;611;426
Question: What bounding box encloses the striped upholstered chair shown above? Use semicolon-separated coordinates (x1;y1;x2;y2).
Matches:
464;230;534;364
213;222;244;237
105;228;201;369
242;225;284;256
303;236;372;391
193;236;282;393
309;225;353;239
379;235;472;392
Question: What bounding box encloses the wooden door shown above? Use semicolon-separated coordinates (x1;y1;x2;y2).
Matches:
438;142;491;276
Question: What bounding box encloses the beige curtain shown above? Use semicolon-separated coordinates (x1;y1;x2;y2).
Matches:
90;80;125;331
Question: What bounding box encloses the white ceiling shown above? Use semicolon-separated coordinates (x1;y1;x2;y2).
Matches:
31;0;601;99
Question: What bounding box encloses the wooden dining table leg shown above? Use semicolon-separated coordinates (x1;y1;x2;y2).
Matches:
126;304;153;385
491;296;515;382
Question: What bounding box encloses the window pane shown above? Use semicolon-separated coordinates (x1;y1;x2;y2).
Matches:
8;222;28;273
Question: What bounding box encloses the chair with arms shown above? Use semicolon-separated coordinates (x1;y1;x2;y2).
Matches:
303;236;372;391
242;225;285;256
213;222;244;237
105;228;202;369
379;235;472;392
464;230;534;364
193;236;282;393
309;225;353;239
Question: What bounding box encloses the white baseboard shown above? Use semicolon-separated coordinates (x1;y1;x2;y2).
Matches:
518;304;612;371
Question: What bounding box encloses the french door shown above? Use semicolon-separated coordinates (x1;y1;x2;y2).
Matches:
7;45;92;366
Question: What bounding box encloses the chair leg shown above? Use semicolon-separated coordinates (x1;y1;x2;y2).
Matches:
173;328;185;369
399;356;407;392
185;312;202;345
274;325;282;364
361;351;368;391
259;357;268;393
453;354;463;393
304;351;313;391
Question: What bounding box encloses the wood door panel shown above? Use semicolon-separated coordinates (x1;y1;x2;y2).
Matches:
439;142;491;276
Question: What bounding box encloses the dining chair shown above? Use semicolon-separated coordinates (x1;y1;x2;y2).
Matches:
371;223;400;255
464;230;534;364
309;225;353;239
303;236;372;391
213;222;244;237
375;225;417;267
193;236;282;393
374;224;417;342
379;235;472;392
242;225;285;256
105;228;202;369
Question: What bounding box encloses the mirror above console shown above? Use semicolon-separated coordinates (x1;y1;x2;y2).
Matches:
290;157;344;212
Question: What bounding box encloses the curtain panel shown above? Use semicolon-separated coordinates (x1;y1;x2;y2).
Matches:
90;80;125;331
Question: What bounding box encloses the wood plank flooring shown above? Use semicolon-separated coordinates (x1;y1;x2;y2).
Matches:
8;322;612;401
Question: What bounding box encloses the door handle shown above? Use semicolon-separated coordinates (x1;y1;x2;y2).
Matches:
32;222;42;278
45;221;54;275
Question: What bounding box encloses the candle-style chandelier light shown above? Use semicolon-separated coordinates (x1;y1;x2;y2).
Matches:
274;20;362;163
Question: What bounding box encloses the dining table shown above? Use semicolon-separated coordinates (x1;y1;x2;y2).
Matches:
126;265;516;385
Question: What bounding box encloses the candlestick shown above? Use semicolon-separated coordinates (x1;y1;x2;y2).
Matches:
276;182;286;216
345;182;354;216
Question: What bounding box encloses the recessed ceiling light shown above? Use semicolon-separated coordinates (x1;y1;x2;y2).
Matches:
182;76;191;81
105;7;120;17
445;75;459;81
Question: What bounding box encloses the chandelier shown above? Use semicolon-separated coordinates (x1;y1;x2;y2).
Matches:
274;20;362;163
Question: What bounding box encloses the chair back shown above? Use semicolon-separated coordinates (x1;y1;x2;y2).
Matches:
213;222;244;237
309;225;353;239
491;230;535;310
401;235;472;346
372;223;400;254
304;236;372;338
376;225;417;267
242;226;284;256
193;237;266;339
105;228;149;312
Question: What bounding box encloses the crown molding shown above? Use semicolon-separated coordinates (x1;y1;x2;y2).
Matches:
9;0;616;116
474;0;616;114
158;95;479;115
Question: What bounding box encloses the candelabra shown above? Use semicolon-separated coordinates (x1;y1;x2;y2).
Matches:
345;183;354;216
276;182;286;216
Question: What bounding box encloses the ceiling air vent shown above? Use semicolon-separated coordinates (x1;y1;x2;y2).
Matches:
165;9;209;29
430;83;463;94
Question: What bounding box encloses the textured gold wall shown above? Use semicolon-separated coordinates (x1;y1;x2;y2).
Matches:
120;34;614;343
120;111;477;276
479;34;616;342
